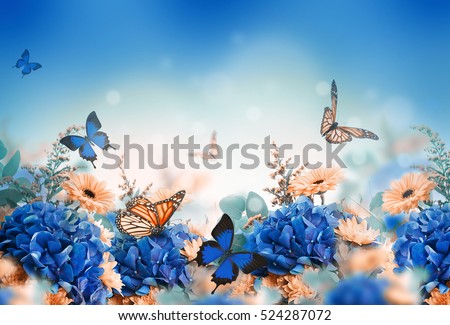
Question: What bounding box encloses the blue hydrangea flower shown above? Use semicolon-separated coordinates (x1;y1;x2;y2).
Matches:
0;288;13;305
111;224;196;296
0;202;110;304
393;204;450;294
325;275;388;305
194;294;244;305
245;196;340;275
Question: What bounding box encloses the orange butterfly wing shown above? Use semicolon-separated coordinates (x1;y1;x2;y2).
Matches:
321;107;335;136
331;79;338;121
338;126;379;140
152;190;186;227
325;128;352;144
127;196;159;226
116;210;154;238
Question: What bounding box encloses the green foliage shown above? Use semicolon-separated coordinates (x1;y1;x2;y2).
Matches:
369;192;383;211
0;141;36;208
219;194;246;220
246;191;269;219
2;150;20;177
219;192;269;235
412;125;450;201
0;140;7;160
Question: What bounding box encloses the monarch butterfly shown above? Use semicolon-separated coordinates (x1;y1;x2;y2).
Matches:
115;190;186;237
321;80;379;144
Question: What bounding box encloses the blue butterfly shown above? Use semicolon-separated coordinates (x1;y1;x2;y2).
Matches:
13;49;42;77
194;214;267;294
60;111;115;168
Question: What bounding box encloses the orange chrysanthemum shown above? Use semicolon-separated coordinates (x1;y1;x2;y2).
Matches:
45;288;73;305
62;173;115;214
180;238;203;261
288;166;344;197
335;217;380;246
382;173;435;215
425;286;450;305
0;255;28;286
281;275;314;304
230;274;257;297
99;253;123;294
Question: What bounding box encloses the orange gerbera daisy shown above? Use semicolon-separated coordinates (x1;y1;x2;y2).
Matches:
335;217;380;246
288;166;344;197
62;173;115;214
382;173;435;215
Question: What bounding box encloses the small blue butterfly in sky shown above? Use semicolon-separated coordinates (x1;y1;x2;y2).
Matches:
13;49;42;78
194;214;267;294
60;111;115;168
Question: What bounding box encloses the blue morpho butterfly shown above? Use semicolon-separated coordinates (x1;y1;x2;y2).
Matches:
13;49;42;77
60;111;115;168
194;214;267;294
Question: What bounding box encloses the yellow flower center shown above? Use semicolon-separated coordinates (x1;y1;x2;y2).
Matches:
83;188;96;199
402;189;414;199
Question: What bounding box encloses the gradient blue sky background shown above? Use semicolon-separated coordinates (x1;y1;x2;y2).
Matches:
0;1;449;213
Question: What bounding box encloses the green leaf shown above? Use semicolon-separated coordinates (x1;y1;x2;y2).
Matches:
5;198;17;208
2;150;21;177
219;194;246;220
0;189;23;205
231;233;246;252
246;191;269;218
369;192;384;211
0;140;6;160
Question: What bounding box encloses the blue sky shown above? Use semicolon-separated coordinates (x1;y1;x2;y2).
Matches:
0;0;449;204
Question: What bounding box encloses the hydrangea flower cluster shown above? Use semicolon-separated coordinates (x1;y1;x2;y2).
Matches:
394;204;450;294
0;202;110;304
245;196;340;275
111;224;196;296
